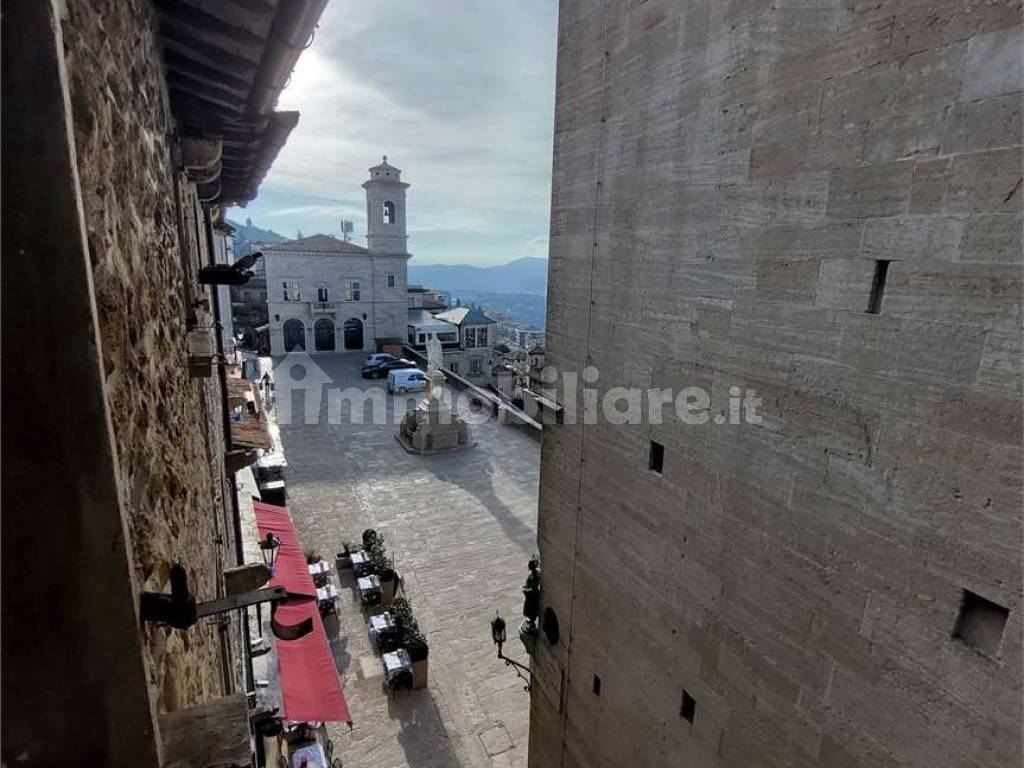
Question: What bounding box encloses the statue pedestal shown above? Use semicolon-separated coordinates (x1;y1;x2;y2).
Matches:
396;396;471;454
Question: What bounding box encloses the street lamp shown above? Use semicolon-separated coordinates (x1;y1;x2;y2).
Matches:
491;614;508;645
259;532;281;576
490;612;531;692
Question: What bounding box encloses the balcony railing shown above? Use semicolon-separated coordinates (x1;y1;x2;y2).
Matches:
312;302;336;313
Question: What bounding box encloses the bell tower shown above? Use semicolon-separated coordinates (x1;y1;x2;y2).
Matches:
362;155;410;254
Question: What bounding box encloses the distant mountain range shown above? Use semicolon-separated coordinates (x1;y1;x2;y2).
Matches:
227;220;549;298
409;257;548;297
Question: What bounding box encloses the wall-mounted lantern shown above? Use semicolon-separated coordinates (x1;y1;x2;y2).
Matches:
488;555;543;691
490;612;531;692
259;532;281;576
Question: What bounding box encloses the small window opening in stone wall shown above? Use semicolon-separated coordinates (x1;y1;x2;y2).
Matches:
953;589;1009;657
680;690;696;723
592;674;602;696
649;440;664;473
867;259;891;314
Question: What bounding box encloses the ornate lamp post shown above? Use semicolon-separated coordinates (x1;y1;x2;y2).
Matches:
490;613;532;692
488;555;543;691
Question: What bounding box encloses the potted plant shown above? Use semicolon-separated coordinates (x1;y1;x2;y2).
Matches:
405;630;429;689
390;596;414;630
336;541;357;571
371;547;398;605
305;549;321;565
362;528;381;552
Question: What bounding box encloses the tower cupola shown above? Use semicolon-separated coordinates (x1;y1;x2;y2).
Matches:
362;155;410;254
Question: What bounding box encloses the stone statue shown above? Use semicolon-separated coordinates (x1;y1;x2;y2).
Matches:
426;332;443;376
425;333;445;402
396;331;471;454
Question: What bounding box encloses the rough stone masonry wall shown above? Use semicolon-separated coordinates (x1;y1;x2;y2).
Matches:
61;0;230;713
532;1;1022;767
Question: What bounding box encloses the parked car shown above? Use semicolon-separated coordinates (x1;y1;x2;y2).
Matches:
363;358;418;379
363;353;395;368
388;368;428;394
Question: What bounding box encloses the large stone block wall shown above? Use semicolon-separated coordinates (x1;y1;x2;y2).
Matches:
532;1;1022;767
62;0;232;713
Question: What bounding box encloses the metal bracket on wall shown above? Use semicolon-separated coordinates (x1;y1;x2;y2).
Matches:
140;564;287;630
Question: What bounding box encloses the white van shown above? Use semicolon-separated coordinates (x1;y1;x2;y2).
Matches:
387;368;428;394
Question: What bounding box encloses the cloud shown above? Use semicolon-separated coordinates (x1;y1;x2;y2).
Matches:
239;0;558;267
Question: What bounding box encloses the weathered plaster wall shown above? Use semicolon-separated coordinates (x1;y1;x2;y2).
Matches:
61;0;232;713
532;1;1022;767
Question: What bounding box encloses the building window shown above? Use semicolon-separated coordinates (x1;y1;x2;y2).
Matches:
344;281;361;302
317;287;329;302
450;360;459;374
383;201;395;224
283;281;300;301
649;440;664;473
353;281;360;301
953;589;1009;656
470;357;483;375
477;327;488;347
867;259;891;314
465;328;476;348
388;273;396;288
681;690;696;723
418;333;425;343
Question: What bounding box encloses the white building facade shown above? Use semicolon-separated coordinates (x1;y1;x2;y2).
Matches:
264;158;411;355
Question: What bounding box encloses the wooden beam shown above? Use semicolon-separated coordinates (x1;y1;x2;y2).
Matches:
159;36;255;82
155;1;266;64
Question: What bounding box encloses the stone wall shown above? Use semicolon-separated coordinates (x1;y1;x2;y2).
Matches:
532;1;1022;767
61;0;232;713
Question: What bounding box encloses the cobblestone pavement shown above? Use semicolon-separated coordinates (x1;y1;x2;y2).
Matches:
275;353;538;768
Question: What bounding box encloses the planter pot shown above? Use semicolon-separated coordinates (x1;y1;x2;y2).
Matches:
380;577;396;605
412;658;428;689
336;552;352;571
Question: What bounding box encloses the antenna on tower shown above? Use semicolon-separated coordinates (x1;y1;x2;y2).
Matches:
340;219;354;242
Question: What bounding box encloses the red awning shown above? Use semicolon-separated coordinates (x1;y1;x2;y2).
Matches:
254;501;351;724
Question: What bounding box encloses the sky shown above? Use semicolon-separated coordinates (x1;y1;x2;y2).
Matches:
237;1;559;267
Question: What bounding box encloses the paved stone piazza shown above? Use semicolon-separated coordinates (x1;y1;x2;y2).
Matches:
276;353;538;768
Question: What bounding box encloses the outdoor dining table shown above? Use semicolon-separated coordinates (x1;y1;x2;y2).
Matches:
316;584;339;613
382;648;412;685
350;550;372;577
289;743;328;768
357;574;381;604
308;560;331;578
368;611;397;647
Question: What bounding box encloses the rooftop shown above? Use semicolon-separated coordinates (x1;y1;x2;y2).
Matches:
435;307;497;326
152;0;327;205
263;234;370;255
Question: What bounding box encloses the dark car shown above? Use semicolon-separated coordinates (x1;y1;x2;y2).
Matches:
361;357;418;379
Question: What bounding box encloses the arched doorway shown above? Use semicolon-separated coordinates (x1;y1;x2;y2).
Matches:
283;319;305;351
343;318;364;350
314;319;336;352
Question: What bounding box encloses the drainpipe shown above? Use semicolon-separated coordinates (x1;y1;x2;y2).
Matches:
204;206;254;696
